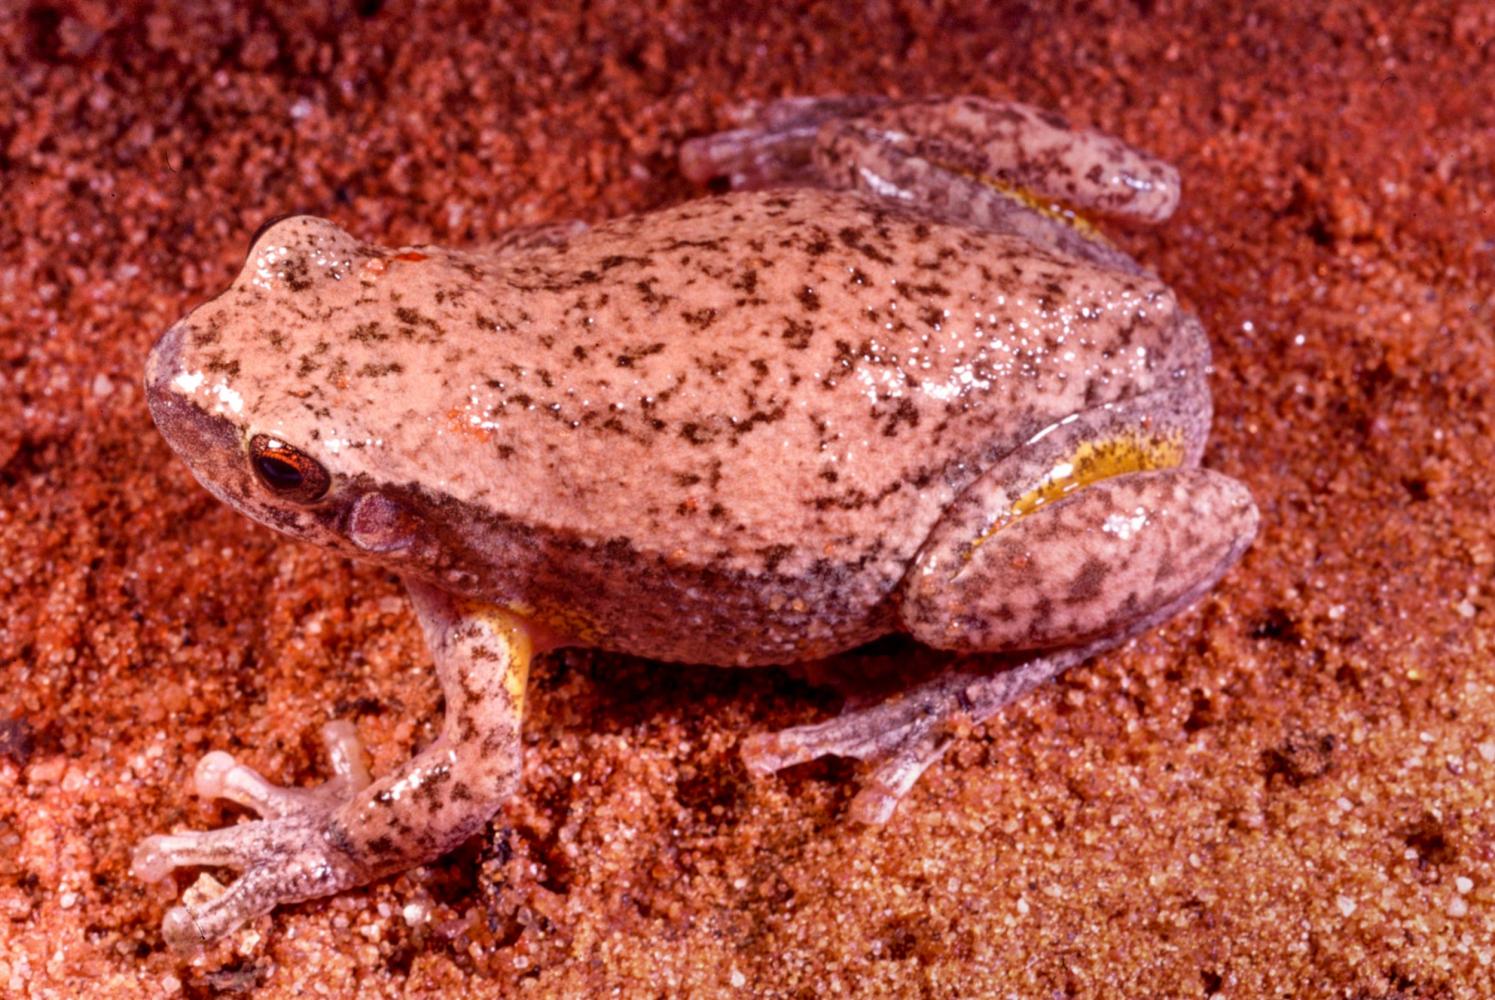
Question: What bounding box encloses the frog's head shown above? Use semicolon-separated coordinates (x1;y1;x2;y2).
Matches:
145;215;459;571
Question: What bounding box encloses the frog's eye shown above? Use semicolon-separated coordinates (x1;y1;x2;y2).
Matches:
249;435;330;503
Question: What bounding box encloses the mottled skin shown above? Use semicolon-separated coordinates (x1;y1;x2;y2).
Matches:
135;96;1257;955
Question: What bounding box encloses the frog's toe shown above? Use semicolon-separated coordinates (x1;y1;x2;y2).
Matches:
742;681;949;778
185;720;370;820
187;751;318;819
720;95;890;131
743;704;948;825
132;832;211;884
678;124;817;189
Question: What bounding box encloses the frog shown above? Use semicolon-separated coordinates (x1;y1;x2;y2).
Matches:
134;95;1258;956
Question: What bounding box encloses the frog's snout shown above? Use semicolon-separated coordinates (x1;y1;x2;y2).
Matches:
145;321;241;464
144;320;184;407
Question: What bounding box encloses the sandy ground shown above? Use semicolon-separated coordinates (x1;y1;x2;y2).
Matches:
2;0;1494;996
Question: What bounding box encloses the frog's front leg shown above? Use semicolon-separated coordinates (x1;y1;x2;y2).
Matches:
744;392;1257;824
131;579;537;956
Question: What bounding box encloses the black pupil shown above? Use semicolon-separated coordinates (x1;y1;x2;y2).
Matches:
255;454;304;490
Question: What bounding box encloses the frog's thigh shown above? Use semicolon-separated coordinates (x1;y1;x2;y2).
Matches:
811;115;1144;274
132;579;536;956
821;97;1179;222
901;466;1258;654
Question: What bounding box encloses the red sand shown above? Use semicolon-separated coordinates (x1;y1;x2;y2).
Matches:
2;1;1493;995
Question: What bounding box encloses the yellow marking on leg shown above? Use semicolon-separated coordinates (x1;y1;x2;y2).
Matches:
985;177;1104;239
466;603;537;712
502;644;530;709
946;162;1107;240
966;431;1186;559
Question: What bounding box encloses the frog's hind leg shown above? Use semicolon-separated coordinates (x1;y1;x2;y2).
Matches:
815;97;1181;274
743;643;1095;824
744;564;1239;825
743;388;1257;824
819;96;1182;224
683;95;1179;274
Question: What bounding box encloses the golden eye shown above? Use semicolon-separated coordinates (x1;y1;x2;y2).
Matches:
249;435;330;503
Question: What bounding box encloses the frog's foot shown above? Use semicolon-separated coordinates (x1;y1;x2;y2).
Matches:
680;96;890;188
133;581;539;957
131;721;375;956
742;649;1088;824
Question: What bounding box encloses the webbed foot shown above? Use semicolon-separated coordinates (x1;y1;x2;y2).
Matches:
131;721;372;957
742;652;1085;825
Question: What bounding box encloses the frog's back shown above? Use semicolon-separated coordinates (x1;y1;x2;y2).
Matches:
466;189;1200;565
